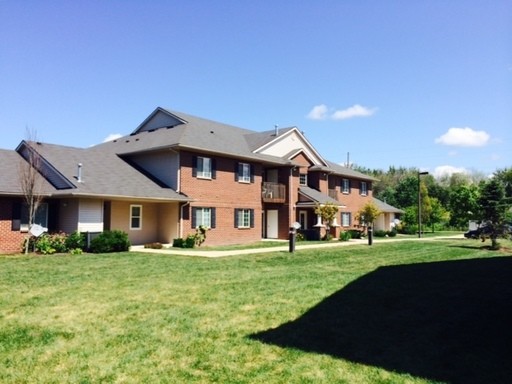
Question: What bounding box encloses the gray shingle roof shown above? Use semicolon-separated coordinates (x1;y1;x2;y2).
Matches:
0;148;56;195
297;187;344;206
25;142;189;201
373;197;404;213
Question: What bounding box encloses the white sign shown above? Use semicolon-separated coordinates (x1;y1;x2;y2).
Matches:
29;224;47;237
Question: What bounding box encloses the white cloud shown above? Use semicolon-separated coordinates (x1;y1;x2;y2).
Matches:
103;133;123;142
433;165;468;178
306;104;328;120
331;104;377;120
307;104;376;121
435;127;490;147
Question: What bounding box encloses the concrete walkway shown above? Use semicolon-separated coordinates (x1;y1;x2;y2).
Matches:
130;234;465;258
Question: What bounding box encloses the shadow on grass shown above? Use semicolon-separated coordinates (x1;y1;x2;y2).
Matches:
250;256;512;384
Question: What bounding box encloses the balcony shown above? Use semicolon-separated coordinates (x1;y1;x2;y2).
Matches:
328;189;339;201
262;182;286;203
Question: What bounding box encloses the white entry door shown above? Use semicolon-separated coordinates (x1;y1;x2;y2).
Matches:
266;210;279;238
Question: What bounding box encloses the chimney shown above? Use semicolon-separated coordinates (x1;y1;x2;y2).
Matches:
274;124;279;136
77;163;83;183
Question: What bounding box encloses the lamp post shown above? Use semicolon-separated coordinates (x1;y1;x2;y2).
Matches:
418;171;429;238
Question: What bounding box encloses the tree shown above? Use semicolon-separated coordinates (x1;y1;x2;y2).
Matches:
448;183;479;229
477;178;510;249
314;202;339;240
394;175;420;209
428;197;450;232
355;201;381;231
18;133;45;254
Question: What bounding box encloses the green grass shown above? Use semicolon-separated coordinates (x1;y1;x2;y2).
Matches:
1;238;510;383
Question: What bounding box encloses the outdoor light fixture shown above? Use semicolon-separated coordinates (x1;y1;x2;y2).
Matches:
418;171;429;238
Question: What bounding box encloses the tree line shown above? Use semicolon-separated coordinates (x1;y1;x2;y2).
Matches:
355;165;512;239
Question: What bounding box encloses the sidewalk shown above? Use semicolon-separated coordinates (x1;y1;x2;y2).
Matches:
130;235;464;258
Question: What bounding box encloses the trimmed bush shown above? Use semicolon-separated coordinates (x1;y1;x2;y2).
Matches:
347;229;363;239
89;230;130;253
374;230;388;237
65;231;86;251
339;231;352;242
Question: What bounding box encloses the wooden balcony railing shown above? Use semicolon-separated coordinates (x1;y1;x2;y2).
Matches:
262;182;286;203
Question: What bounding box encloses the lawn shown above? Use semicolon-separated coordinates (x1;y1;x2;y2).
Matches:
1;239;511;383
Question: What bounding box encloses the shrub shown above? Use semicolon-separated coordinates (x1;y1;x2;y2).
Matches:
65;231;86;251
339;231;351;242
89;230;130;253
347;229;363;239
172;238;185;248
35;234;56;255
184;235;196;248
374;230;387;237
387;228;398;237
35;232;68;254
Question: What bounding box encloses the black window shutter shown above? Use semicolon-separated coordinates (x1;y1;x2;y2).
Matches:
11;201;21;231
211;208;216;228
348;212;352;226
191;207;197;228
211;159;216;179
234;209;239;228
349;180;352;194
250;209;255;228
192;156;197;177
234;162;239;181
250;165;255;183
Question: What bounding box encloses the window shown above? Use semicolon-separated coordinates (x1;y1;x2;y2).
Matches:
19;203;48;231
237;162;252;183
299;173;308;186
196;156;212;179
360;181;368;196
342;179;350;194
130;205;142;230
192;207;216;228
235;208;254;228
341;212;351;227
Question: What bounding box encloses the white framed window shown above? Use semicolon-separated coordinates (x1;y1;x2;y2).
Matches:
342;179;350;194
238;163;251;183
299;173;307;186
360;181;368;196
235;208;254;229
130;205;142;230
341;212;351;227
197;156;212;179
193;207;212;228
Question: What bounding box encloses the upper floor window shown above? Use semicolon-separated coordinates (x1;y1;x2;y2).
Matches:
192;207;216;228
130;205;142;230
299;173;308;186
342;179;350;194
235;208;254;229
197;156;212;179
193;156;216;179
236;162;253;183
360;181;368;196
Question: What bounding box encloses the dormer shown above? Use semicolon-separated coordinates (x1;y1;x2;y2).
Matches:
131;107;187;135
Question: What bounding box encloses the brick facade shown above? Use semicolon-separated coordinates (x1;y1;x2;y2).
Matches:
179;151;263;246
0;198;25;254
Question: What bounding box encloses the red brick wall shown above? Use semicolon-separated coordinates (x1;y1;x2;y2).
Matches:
179;151;263;246
0;198;24;254
332;176;373;229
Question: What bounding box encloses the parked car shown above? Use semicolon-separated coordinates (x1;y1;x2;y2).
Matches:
464;222;512;240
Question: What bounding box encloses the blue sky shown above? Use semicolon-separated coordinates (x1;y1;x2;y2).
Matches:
1;1;511;177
